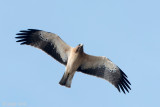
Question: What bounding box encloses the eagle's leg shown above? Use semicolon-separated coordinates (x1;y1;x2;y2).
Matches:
59;72;74;88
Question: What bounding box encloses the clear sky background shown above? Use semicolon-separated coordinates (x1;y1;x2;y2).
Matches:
0;0;160;107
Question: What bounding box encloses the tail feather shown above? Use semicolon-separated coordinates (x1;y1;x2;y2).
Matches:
59;73;74;88
59;73;69;86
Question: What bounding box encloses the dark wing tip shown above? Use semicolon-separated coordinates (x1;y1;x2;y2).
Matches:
116;69;131;94
116;85;121;92
15;29;40;45
27;29;40;31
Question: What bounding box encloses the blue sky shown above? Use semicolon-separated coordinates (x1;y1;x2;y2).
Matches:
0;0;160;107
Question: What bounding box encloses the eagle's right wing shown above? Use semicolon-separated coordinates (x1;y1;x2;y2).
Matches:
16;29;71;65
78;53;131;94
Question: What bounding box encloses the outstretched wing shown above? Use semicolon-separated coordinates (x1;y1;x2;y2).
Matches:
16;29;71;65
78;53;131;94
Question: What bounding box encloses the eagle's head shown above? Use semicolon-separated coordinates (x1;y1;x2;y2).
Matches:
75;44;83;53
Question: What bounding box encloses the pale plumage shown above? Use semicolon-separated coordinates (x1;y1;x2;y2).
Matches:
16;29;131;94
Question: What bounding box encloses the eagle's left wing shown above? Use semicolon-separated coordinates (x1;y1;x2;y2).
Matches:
16;29;71;65
78;53;131;94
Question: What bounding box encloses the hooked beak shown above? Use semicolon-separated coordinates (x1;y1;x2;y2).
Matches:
79;43;83;47
76;43;84;53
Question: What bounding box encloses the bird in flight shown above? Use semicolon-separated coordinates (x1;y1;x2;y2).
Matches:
16;29;131;94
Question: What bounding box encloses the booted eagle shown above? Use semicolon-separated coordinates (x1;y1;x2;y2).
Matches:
16;29;131;94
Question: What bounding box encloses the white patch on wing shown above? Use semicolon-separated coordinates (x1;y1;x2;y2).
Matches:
81;61;101;70
80;56;117;73
80;56;104;70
